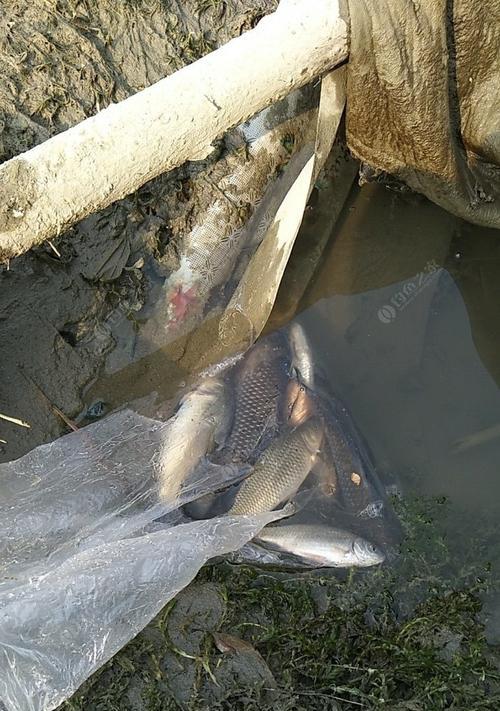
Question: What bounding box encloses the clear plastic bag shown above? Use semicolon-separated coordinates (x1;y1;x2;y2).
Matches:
0;321;399;711
0;410;287;711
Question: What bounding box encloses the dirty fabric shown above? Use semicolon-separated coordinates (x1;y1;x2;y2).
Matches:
346;0;500;228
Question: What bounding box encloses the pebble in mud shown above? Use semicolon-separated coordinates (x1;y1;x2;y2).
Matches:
200;633;278;705
310;583;330;616
86;400;107;419
432;628;464;663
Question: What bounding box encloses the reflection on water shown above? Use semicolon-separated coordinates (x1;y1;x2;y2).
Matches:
275;183;500;518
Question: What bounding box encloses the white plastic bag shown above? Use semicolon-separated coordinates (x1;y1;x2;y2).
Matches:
0;410;285;711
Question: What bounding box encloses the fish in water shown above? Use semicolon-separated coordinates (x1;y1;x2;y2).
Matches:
319;395;387;519
255;523;385;568
157;376;230;503
227;416;323;515
217;334;290;464
288;322;315;389
319;395;402;552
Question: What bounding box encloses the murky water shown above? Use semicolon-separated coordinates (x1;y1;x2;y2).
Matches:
81;176;500;579
279;182;500;517
87;177;500;520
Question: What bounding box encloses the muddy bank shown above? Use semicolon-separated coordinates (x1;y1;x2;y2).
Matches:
0;0;277;462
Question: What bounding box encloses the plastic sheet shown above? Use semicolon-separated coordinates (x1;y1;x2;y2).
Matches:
0;410;287;711
0;324;399;711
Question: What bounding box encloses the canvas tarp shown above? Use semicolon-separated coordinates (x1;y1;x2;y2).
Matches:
346;0;500;228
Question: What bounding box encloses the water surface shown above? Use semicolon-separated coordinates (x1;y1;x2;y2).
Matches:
281;182;500;517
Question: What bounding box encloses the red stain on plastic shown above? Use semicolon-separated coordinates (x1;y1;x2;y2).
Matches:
168;284;198;323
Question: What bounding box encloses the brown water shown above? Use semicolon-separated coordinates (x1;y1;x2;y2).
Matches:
279;182;500;516
77;174;500;570
83;177;500;517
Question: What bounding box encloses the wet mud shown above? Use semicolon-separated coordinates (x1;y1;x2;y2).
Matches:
0;0;277;462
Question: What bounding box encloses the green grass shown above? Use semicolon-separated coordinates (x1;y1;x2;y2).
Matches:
62;496;500;710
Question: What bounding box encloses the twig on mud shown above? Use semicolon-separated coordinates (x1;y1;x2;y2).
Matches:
48;240;62;258
21;373;79;432
52;404;79;432
0;412;31;428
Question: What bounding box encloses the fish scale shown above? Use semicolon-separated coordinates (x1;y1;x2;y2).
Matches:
228;417;323;515
227;362;279;452
220;336;289;463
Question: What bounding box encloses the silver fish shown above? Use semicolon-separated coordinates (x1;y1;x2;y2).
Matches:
288;322;315;389
255;523;385;568
218;334;290;464
157;377;230;503
228;416;323;515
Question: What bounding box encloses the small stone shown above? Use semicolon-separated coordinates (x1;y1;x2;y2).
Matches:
86;400;107;419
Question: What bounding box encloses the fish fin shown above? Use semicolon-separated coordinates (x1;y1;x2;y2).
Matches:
311;456;338;498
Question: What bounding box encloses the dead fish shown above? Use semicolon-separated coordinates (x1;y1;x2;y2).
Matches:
255;523;385;568
286;377;315;427
288;322;315;389
218;334;290;464
285;379;333;493
157;377;230;503
320;397;386;519
227;416;323;515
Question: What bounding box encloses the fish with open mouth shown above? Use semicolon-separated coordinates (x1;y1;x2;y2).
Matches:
288;322;315;389
255;523;385;568
227;416;323;515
